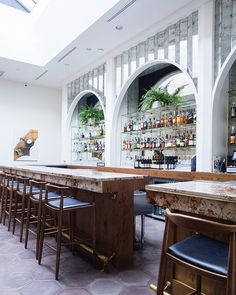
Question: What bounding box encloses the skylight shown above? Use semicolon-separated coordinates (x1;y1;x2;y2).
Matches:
0;0;39;13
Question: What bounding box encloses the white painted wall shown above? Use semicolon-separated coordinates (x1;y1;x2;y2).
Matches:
0;79;62;164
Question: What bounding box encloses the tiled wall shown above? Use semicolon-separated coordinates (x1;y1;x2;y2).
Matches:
66;63;106;111
114;11;198;96
215;0;236;79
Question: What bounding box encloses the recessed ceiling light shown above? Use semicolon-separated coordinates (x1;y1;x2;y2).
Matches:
64;63;70;66
97;48;104;51
115;25;123;30
86;48;92;51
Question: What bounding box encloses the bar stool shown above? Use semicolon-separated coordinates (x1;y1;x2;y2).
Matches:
0;174;23;231
13;176;41;242
25;180;61;259
38;184;96;280
134;190;153;247
155;208;236;295
0;171;4;202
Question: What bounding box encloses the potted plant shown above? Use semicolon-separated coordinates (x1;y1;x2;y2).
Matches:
138;82;186;111
79;104;104;125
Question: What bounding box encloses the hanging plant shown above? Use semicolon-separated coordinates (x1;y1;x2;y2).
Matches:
79;105;104;125
138;82;187;111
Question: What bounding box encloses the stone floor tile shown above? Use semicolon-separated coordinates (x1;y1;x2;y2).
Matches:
58;288;92;295
58;272;95;288
60;255;94;273
32;264;56;280
20;280;61;295
89;278;124;295
121;286;154;295
141;263;159;276
0;291;22;295
9;258;38;273
118;270;151;286
0;273;32;290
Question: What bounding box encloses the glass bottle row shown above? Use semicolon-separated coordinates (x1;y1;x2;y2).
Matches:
122;130;196;150
123;108;196;133
72;124;105;140
72;140;105;153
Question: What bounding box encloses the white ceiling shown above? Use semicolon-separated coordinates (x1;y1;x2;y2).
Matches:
0;0;199;89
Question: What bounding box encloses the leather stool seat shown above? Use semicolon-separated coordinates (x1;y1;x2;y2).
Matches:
49;197;91;209
32;191;60;201
18;186;41;194
168;234;228;276
155;209;236;295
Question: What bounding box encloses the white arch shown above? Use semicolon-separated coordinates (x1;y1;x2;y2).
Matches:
212;45;236;108
212;46;236;165
112;60;197;126
108;59;198;166
63;90;105;163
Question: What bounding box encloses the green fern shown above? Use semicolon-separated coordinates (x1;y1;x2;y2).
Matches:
79;105;104;125
138;82;187;111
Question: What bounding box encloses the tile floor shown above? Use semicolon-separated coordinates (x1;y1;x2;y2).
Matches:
0;216;164;295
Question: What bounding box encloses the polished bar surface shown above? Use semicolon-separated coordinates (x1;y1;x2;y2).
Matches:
146;180;236;222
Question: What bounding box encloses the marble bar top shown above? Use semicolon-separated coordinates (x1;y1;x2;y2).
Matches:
0;165;148;193
1;165;147;181
146;180;236;202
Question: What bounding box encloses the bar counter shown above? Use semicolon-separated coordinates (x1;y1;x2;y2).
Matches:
68;165;236;182
146;180;236;221
0;165;149;268
146;180;236;295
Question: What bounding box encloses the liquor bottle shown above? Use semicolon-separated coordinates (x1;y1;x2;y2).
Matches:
168;112;173;126
176;111;181;125
188;109;193;124
137;137;140;149
193;109;197;124
138;118;141;130
100;125;104;136
180;111;185;124
188;131;194;146
124;123;127;133
148;118;152;129
156;118;161;128
99;141;102;151
231;102;236;118
184;110;188;124
184;131;189;146
164;115;168;127
230;126;236;144
140;117;144;130
122;139;126;150
160;116;164;128
152;117;157;129
172;111;177;125
143;118;148;130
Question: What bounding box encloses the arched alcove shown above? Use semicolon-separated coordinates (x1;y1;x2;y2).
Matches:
64;90;105;164
109;59;198;168
212;46;236;170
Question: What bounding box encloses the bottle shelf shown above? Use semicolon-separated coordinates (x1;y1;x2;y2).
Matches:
72;150;105;153
122;145;196;152
122;123;196;135
121;99;196;168
72;135;105;141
